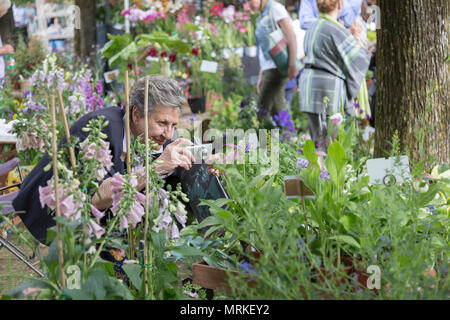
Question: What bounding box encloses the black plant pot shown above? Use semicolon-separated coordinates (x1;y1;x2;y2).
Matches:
188;96;206;114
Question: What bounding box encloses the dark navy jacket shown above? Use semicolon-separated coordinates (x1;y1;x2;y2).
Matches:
12;107;170;244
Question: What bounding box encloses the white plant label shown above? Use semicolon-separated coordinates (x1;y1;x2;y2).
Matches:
104;70;119;84
366;156;411;186
200;60;218;73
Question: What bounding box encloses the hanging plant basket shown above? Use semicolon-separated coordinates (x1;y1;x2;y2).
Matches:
188;96;206;114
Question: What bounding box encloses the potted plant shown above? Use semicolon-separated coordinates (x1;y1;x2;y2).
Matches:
244;21;257;57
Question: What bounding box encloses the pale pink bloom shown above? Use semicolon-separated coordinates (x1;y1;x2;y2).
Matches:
91;206;105;221
161;210;173;227
84;142;96;159
174;203;187;227
184;291;199;298
111;173;125;190
99;139;109;150
243;2;251;11
22;287;43;296
87;246;96;254
222;5;236;23
39;185;55;209
94;167;108;181
129;176;138;187
89;220;105;239
120;215;129;230
171;223;180;241
123;259;139;264
301;133;312;140
134;192;152;207
330;113;344;127
60;195;77;219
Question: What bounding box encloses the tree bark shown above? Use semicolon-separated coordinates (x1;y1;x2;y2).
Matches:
74;0;97;69
374;0;449;168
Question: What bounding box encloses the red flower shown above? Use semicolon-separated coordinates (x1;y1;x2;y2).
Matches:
169;53;177;63
191;48;199;56
211;2;224;16
148;47;158;57
160;50;168;57
127;63;133;70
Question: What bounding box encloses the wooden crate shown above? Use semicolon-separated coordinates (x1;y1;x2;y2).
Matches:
192;262;238;292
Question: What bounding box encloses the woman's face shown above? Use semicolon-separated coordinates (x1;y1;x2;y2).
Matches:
249;0;261;12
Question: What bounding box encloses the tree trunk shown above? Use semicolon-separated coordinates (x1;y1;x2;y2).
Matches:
374;0;449;168
75;0;97;69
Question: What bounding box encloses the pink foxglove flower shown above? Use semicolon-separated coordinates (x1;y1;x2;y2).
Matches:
39;185;55;209
89;220;105;239
171;223;180;241
60;195;77;220
91;206;105;221
120;215;129;230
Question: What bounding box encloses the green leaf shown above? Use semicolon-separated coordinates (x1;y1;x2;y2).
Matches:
109;42;138;68
339;214;358;232
122;264;143;290
168;245;205;257
195;215;221;229
328;141;347;171
100;33;133;60
330;235;361;249
199;198;233;209
416;183;440;207
302;139;319;167
215;210;233;221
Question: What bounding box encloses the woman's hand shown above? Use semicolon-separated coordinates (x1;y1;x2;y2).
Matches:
287;64;299;80
256;71;263;94
349;21;363;40
0;44;14;55
278;18;298;79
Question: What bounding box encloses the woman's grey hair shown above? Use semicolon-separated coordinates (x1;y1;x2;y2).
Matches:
129;74;186;115
0;0;11;18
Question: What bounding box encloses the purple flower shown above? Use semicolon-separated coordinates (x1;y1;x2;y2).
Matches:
320;167;330;181
188;115;197;122
47;71;55;88
240;261;257;274
297;157;309;169
55;70;65;91
30;73;38;86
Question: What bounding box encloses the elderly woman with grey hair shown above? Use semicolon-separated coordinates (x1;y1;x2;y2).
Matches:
14;74;205;245
0;0;15;83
